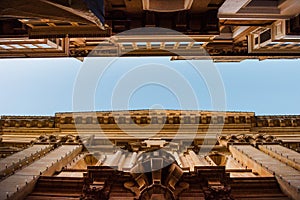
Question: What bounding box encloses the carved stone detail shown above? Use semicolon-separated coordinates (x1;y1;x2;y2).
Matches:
204;185;233;200
34;134;82;144
220;133;281;146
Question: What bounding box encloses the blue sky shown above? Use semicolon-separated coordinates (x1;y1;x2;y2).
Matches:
0;57;299;116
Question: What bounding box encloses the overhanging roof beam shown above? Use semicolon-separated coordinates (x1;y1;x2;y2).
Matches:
218;0;252;15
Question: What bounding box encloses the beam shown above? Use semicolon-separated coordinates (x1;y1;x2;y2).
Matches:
238;7;280;15
279;0;300;17
219;13;291;20
111;35;214;43
218;0;291;20
218;0;252;14
232;26;258;42
28;25;111;38
246;0;278;7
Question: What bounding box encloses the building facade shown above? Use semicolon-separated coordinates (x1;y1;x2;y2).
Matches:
0;110;300;199
0;0;300;61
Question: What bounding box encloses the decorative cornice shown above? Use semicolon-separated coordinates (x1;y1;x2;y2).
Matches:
1;117;55;128
219;133;280;147
1;111;300;128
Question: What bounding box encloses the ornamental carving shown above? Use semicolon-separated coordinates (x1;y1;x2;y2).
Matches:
124;150;188;200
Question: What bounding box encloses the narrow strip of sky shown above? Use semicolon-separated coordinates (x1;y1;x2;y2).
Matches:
0;57;299;115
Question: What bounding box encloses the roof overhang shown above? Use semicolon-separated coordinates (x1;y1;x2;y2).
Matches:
142;0;194;12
